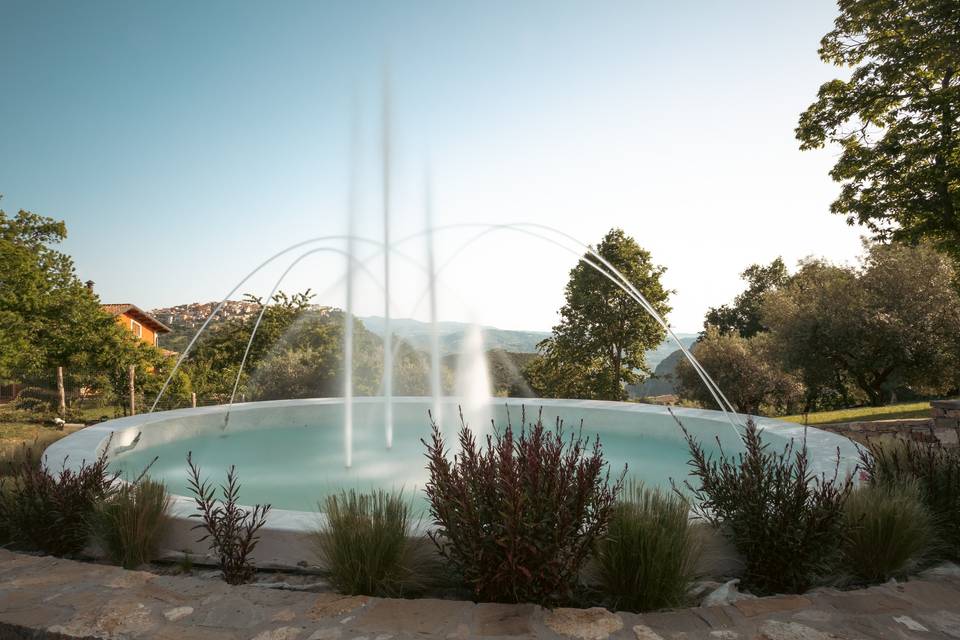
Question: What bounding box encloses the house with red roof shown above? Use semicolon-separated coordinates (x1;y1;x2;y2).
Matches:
101;303;172;348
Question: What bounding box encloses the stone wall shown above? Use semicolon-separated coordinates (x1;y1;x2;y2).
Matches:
816;400;960;448
932;399;960;433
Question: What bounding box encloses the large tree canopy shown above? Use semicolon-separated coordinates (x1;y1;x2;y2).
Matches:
796;0;960;261
527;228;671;400
762;242;960;407
0;205;123;383
0;202;167;414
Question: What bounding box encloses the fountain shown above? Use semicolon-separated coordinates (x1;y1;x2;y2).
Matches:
44;85;863;545
45;217;862;529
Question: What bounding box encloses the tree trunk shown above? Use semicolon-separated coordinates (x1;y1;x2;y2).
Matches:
56;366;66;416
128;365;136;416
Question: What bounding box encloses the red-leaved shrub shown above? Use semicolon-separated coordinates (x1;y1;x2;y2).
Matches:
0;443;118;556
423;407;624;605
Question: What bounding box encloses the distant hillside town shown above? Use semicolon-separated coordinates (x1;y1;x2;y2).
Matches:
151;300;261;330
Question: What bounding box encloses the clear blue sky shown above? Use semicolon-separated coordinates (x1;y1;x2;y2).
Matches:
0;0;863;332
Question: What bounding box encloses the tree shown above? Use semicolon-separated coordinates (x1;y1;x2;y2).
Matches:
0;204;143;394
704;258;789;338
762;242;960;407
796;1;960;263
676;326;804;416
528;229;671;400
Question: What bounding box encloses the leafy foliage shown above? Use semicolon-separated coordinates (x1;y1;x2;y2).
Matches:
527;228;671;401
91;478;171;569
763;243;960;407
186;452;271;584
677;417;852;595
704;258;789;338
0;442;118;555
860;437;960;560
313;489;431;597
797;0;960;265
423;408;624;605
676;327;804;415
841;481;933;583
595;481;699;612
0;202;175;411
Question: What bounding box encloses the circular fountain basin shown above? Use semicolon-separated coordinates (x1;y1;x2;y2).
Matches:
45;397;861;532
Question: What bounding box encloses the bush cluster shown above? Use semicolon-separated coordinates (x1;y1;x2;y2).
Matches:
677;417;852;595
423;408;624;605
6;404;958;609
0;444;118;556
0;435;173;569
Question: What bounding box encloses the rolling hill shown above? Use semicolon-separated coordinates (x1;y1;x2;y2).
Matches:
359;316;696;369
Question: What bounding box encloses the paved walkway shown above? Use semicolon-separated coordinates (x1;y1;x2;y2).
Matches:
2;549;960;639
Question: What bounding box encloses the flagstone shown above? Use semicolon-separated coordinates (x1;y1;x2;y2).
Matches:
1;550;960;640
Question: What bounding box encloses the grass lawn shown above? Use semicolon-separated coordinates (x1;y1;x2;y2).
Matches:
0;421;60;443
780;401;931;426
0;422;73;476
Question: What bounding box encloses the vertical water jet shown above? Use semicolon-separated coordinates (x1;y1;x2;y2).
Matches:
425;171;442;429
455;324;492;435
381;74;394;449
344;107;359;468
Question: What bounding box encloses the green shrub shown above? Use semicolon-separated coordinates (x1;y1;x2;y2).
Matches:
595;481;699;611
91;478;171;569
860;437;960;560
0;442;117;556
186;452;270;584
313;489;429;596
423;408;624;605
11;387;57;413
677;417;852;595
841;481;932;583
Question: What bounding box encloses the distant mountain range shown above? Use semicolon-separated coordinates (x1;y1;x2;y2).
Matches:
359;317;551;357
359;316;697;369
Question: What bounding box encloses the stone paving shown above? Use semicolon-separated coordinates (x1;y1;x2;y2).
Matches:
2;549;960;640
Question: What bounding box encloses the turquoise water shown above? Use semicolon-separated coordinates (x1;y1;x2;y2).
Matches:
108;402;733;514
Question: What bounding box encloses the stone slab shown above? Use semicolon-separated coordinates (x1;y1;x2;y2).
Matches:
353;598;472;635
733;596;811;618
473;602;538;637
819;591;912;615
2;549;960;640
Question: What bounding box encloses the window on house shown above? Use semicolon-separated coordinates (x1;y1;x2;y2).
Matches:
131;320;142;339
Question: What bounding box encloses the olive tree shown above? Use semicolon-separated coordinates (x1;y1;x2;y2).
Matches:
762;243;960;406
